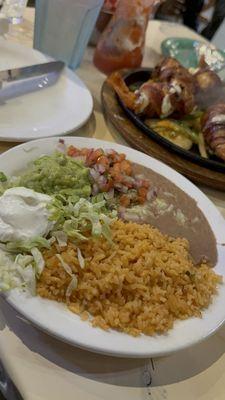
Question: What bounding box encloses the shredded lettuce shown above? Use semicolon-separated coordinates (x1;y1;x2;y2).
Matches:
77;248;85;269
53;231;68;247
66;275;78;298
56;254;73;276
0;249;36;294
14;254;33;268
17;264;36;295
6;236;50;253
31;247;45;276
56;253;78;298
48;198;117;242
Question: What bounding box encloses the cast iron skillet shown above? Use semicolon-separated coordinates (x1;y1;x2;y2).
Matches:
117;68;225;173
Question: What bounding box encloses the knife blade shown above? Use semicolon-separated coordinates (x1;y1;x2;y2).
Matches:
0;60;65;83
0;60;65;103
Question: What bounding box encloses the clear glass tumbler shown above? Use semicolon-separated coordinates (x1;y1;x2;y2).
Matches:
34;0;104;69
1;0;28;24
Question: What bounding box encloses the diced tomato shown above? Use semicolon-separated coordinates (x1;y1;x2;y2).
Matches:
110;163;121;177
86;148;104;166
96;155;110;171
137;187;148;204
113;173;124;183
141;179;150;189
119;194;131;207
66;144;151;206
67;146;80;157
122;179;133;189
137;196;146;204
120;160;132;176
117;153;126;162
106;178;114;191
138;187;148;197
80;148;89;156
109;150;118;162
101;178;114;192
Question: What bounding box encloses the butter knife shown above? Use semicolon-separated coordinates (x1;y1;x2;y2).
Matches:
0;60;65;83
0;60;65;102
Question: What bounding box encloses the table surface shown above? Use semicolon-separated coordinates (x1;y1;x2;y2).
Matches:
0;8;225;400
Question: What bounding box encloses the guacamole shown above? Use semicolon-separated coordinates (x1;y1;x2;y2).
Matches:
18;152;91;201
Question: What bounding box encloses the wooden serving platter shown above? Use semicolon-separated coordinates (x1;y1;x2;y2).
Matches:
101;70;225;191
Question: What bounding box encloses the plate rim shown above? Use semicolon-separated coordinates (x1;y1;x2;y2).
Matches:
1;136;225;358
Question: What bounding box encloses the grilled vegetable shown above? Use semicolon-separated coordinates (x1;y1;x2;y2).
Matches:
183;111;203;132
145;119;199;150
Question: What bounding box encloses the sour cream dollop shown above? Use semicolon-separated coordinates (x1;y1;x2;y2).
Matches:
0;187;53;242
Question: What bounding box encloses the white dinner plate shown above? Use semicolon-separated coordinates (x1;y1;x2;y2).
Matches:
2;137;225;358
0;39;93;141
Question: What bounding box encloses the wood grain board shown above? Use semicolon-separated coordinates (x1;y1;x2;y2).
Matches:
101;72;225;191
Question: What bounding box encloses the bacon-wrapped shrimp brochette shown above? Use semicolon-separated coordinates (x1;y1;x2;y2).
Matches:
151;57;194;86
150;57;197;115
201;103;225;161
107;64;196;119
194;68;224;109
152;57;225;108
107;56;225;162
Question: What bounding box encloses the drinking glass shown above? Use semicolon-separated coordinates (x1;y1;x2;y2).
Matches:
34;0;104;70
1;0;28;24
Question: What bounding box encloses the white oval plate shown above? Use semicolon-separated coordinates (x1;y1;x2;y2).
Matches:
2;137;225;358
0;39;93;141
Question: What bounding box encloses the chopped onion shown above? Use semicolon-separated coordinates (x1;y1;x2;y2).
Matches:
147;187;157;201
98;175;107;188
57;139;66;154
123;176;135;185
134;174;145;180
114;183;128;193
123;212;140;222
134;180;144;188
94;163;106;174
89;168;100;181
104;188;114;200
92;183;99;195
105;149;116;156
